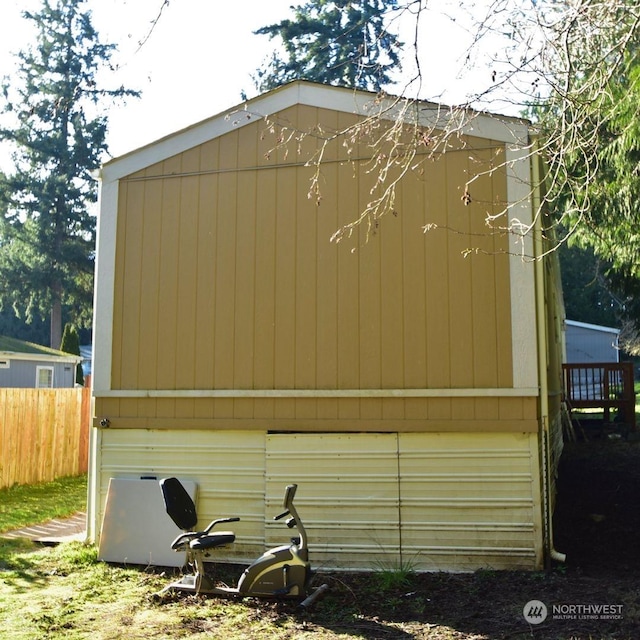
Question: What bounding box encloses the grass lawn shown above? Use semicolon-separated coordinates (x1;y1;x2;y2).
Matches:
0;475;87;533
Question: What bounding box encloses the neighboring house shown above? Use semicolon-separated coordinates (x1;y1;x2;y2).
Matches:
89;81;565;572
565;319;620;363
0;335;82;388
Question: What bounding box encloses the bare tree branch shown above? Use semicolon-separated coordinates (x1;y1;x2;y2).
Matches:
135;0;171;53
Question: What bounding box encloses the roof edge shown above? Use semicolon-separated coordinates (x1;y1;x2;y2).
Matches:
0;351;83;364
565;319;620;335
100;80;532;183
0;335;83;362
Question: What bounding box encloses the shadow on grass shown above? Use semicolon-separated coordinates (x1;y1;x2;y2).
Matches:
0;538;52;592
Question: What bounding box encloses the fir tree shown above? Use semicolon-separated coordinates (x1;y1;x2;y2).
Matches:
0;0;138;348
253;0;401;93
60;321;84;385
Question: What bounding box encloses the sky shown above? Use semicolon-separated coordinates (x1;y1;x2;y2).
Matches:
0;0;505;163
0;0;300;160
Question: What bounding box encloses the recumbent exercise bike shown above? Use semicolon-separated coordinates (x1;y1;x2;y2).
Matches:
156;479;327;607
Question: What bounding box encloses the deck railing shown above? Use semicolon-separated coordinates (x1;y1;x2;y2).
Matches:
562;362;636;431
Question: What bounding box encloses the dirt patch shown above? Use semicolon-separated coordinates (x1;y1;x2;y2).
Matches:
554;437;640;576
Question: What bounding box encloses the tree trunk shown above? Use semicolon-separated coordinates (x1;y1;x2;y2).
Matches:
50;290;62;350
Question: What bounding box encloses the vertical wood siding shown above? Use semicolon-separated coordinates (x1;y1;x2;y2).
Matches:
102;104;517;429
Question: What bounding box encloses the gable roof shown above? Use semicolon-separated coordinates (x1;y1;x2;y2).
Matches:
0;335;82;363
100;80;531;184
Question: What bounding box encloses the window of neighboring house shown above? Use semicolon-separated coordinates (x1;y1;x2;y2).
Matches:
36;366;54;388
0;359;9;368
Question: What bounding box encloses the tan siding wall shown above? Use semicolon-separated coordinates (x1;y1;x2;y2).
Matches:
102;104;517;430
94;396;537;432
93;429;543;571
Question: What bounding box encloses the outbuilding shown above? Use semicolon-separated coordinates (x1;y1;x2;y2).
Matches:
565;319;620;364
89;81;565;572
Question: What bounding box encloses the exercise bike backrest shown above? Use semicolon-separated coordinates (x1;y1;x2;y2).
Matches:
161;477;198;530
159;477;239;551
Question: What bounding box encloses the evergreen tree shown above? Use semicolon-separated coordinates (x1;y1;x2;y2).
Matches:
541;31;640;350
0;0;138;349
253;0;401;93
0;303;49;345
551;51;640;282
60;321;84;385
559;242;620;328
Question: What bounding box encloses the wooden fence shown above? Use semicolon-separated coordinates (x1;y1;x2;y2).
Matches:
0;386;91;489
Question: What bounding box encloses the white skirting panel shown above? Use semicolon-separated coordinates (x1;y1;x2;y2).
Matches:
93;429;543;571
398;432;544;571
266;433;402;571
265;432;543;571
95;429;267;562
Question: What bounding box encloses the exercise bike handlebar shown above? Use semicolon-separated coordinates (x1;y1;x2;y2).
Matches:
204;516;240;534
271;483;307;551
273;482;298;521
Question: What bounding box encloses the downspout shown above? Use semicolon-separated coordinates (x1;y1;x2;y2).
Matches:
531;138;566;566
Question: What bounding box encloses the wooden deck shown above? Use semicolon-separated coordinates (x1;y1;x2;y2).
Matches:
563;362;636;431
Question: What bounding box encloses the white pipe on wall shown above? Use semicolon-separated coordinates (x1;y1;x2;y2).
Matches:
531;139;565;565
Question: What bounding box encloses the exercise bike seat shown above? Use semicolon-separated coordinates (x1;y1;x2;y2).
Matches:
169;530;236;551
191;532;236;551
